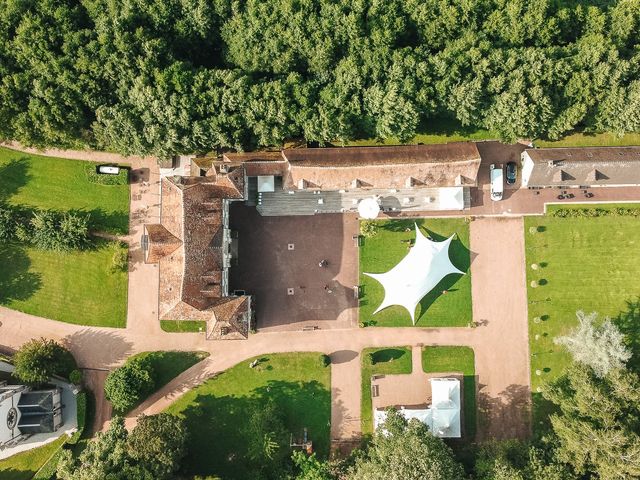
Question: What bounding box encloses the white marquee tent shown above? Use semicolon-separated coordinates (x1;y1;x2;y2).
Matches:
374;378;461;438
364;224;464;324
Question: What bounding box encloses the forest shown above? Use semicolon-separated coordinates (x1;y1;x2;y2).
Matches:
0;0;639;158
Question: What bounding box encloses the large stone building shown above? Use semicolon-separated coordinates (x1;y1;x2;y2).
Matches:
145;142;482;338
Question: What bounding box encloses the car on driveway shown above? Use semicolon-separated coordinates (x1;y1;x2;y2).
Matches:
97;165;120;175
490;164;503;201
506;161;517;185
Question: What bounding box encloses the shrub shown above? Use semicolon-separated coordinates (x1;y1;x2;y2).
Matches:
360;220;378;238
0;205;16;241
69;369;83;385
110;245;128;273
552;207;640;218
320;354;331;367
13;338;77;384
30;210;90;251
68;391;88;444
104;358;155;412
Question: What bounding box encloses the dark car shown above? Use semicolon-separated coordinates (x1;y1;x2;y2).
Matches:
506;161;517;185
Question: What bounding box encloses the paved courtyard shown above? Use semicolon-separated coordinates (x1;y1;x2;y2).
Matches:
229;204;359;331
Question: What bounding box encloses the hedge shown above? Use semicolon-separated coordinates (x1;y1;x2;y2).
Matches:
552;207;640;218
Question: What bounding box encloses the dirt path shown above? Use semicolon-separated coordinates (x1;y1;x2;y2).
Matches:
82;369;112;434
329;350;362;453
468;217;531;440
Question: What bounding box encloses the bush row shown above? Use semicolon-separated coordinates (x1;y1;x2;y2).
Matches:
0;204;90;251
552;207;640;218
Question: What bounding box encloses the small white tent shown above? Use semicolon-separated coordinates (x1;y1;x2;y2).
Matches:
364;224;464;324
358;197;380;219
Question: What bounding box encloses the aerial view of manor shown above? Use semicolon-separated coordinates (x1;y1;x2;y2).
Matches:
1;1;640;479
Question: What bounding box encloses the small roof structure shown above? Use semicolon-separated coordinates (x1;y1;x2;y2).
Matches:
358;197;380;219
373;378;461;438
438;187;465;210
364;224;464;324
257;175;275;193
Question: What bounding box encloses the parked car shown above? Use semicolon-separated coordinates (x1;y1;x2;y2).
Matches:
506;161;517;185
490;164;503;201
97;165;120;175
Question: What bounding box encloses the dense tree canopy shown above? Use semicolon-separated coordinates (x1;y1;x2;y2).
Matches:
1;0;639;157
13;337;76;384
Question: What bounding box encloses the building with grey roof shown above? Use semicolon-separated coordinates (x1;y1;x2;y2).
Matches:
521;146;640;188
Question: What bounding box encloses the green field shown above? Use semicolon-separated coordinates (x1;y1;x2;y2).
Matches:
422;346;476;439
524;209;640;428
359;218;472;327
0;241;128;327
165;353;330;479
0;147;130;234
360;347;412;434
0;147;130;327
0;436;67;480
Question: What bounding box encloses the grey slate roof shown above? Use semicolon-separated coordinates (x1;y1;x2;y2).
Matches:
525;146;640;187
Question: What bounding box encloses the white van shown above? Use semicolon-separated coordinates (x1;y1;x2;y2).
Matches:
490;164;503;201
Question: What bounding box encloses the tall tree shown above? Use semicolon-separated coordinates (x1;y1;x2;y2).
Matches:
349;409;465;480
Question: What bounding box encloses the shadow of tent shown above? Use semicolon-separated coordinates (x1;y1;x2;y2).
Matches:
62;329;134;369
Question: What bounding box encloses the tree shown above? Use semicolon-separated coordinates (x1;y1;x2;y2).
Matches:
104;358;155;412
57;415;186;480
243;400;289;469
554;310;631;377
0;205;16;241
127;413;188;479
292;451;336;480
543;364;640;479
474;440;573;480
349;409;465;480
13;337;76;384
29;210;89;251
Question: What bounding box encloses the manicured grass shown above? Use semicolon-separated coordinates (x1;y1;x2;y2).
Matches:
0;147;130;234
0;436;67;480
347;117;497;146
359;218;472;327
524;208;640;429
130;351;210;391
536;131;640;148
0;241;128;327
160;320;207;332
422;346;476;439
360;347;412;434
165;353;331;479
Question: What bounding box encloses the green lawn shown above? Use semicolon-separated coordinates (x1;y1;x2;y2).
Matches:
347;117;497;146
160;320;207;332
165;353;331;479
524;209;640;429
0;436;67;480
0;241;128;327
130;350;210;393
422;346;476;439
360;347;412;434
359;218;472;327
0;147;130;234
535;131;640;148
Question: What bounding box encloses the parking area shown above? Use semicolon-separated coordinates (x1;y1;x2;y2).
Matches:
229;204;359;331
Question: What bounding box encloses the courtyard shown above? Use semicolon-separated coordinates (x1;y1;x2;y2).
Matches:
229;203;359;331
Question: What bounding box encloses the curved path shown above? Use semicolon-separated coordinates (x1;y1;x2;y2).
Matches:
0;144;531;444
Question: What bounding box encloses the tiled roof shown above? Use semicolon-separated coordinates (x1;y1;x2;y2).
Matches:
525;146;640;186
149;175;250;339
281;143;482;190
144;224;182;263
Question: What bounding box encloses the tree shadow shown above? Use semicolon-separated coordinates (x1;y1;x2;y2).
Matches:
62;329;134;369
0;157;31;203
0;243;42;303
68;207;129;236
476;383;532;442
370;348;407;364
177;378;330;479
613;298;640;371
